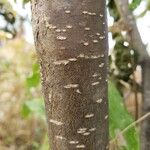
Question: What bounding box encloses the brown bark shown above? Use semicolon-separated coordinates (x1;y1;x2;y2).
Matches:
31;0;108;149
141;60;150;150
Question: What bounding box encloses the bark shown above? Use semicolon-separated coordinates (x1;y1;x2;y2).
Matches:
141;60;150;150
31;0;108;149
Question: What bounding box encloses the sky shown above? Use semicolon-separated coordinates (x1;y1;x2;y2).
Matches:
8;0;150;54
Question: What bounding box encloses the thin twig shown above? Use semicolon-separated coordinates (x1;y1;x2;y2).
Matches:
110;112;150;146
121;112;150;134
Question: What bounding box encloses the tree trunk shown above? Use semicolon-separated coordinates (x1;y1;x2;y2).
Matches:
141;60;150;150
31;0;108;149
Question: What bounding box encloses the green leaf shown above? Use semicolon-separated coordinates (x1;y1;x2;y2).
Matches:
23;0;30;4
40;135;49;150
32;63;39;73
26;72;40;88
21;102;31;118
21;98;45;120
107;0;120;21
26;63;40;88
129;0;141;10
109;81;140;150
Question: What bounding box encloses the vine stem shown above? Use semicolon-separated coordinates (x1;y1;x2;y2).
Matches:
109;112;150;146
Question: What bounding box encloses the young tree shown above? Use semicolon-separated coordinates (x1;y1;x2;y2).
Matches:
113;0;150;149
141;60;150;149
31;0;108;149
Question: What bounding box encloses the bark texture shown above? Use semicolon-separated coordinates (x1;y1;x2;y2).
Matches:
141;60;150;150
31;0;108;149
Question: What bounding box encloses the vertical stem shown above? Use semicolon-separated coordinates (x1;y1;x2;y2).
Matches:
141;59;150;150
31;0;108;149
133;72;139;120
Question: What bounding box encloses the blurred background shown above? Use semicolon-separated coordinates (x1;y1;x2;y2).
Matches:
0;0;150;149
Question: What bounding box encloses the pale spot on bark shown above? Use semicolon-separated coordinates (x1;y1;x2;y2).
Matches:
69;141;79;144
46;24;56;29
89;128;96;132
82;11;96;16
92;73;98;77
48;93;52;102
88;12;92;15
56;36;67;40
44;14;56;29
83;132;90;136
55;135;66;140
55;29;61;32
83;42;89;46
53;60;69;65
105;115;108;120
78;54;85;58
85;56;90;59
88;12;96;16
77;130;86;134
93;39;99;43
99;36;105;40
99;14;104;17
77;128;87;134
99;63;104;68
84;27;90;31
55;29;66;32
64;84;79;89
98;77;102;80
68;58;77;61
91;55;101;59
91;82;99;86
49;119;63;126
92;73;101;77
62;29;67;32
96;98;103;104
65;10;71;14
78;128;87;131
78;54;101;59
85;113;94;118
76;89;82;94
96;32;100;36
101;54;104;57
82;11;88;14
66;25;73;29
76;144;86;148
